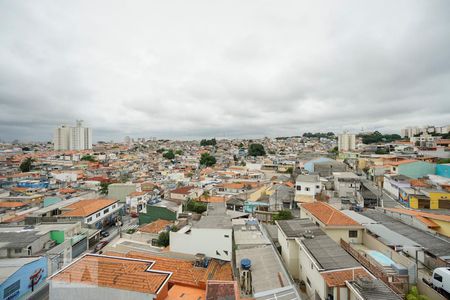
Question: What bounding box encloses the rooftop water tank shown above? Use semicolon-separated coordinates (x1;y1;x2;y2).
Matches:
241;258;251;270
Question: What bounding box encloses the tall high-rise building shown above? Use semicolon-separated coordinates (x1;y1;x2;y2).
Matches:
338;132;356;152
53;120;92;150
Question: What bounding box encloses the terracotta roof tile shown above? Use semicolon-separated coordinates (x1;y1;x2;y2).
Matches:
322;267;369;287
50;254;170;295
166;284;206;300
301;201;360;226
61;198;118;217
139;219;172;234
171;186;195;195
104;251;233;289
0;202;27;208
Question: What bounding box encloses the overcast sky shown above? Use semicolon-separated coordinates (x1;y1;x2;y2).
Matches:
1;0;449;142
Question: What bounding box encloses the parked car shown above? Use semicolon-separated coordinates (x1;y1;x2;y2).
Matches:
94;241;109;253
100;230;110;237
431;267;450;296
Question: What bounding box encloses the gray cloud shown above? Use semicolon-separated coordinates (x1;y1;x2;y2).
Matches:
0;0;449;142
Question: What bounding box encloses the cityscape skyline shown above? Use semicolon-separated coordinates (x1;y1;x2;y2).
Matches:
1;1;450;142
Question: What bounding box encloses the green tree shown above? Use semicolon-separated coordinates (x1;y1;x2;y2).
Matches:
186;200;207;214
406;286;428;300
437;158;450;164
19;157;34;172
375;148;389;154
200;138;217;146
81;155;96;162
175;149;183;155
248;143;266;156
285;167;293;174
273;210;293;222
163;150;175;160
200;153;216;167
157;231;170;247
99;182;110;195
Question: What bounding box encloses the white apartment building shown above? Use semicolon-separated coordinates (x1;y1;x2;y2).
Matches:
338;133;356;152
53;120;92;151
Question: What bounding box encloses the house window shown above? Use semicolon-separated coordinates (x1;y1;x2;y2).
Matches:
224;250;229;256
104;208;109;214
305;187;310;192
296;185;301;191
216;250;220;256
316;185;320;189
96;213;100;218
349;230;358;238
87;217;92;222
224;234;229;238
306;277;311;286
311;263;314;269
14;249;21;253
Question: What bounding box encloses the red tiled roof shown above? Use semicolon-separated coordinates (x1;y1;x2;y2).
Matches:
0;202;27;208
301;201;360;226
139;219;172;234
128;191;147;197
50;254;170;295
322;267;369;287
171;186;195;195
104;251;233;289
61;198;117;217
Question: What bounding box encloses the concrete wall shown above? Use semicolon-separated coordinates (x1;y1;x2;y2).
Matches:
325;228;363;244
362;231;418;283
295;181;321;197
278;228;299;279
398;162;436;179
436;164;450;178
108;184;137;202
170;227;232;261
298;242;326;300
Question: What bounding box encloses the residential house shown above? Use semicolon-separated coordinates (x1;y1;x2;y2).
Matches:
333;172;361;198
170;203;232;261
125;191;149;213
295;175;322;203
58;198;123;229
300;201;363;243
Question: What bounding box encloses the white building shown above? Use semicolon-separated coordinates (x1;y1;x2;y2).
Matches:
295;175;322;203
333;172;361;198
170;203;232;261
338;133;356;152
53;120;92;151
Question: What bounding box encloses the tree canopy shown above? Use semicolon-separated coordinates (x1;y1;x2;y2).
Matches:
186;200;207;214
200;152;216;166
303;132;335;138
200;138;217;146
273;210;294;221
81;155;96;162
19;157;34;172
248;143;266;156
163;149;175;160
359;131;401;144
